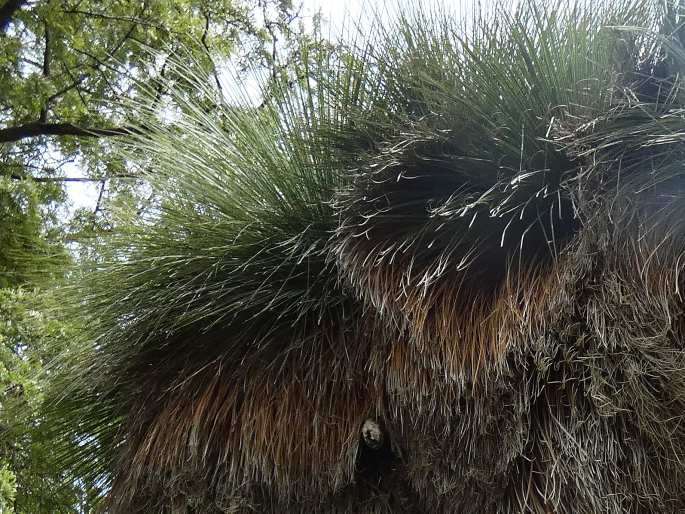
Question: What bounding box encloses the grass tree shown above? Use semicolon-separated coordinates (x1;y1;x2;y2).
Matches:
47;1;685;512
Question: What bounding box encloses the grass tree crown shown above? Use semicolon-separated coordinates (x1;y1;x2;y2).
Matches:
48;1;685;512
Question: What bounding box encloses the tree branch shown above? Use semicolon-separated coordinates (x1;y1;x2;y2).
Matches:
200;9;223;94
40;19;51;122
61;61;90;109
92;178;107;230
9;174;134;183
260;0;280;81
0;0;26;33
0;122;142;143
61;9;169;33
47;73;87;104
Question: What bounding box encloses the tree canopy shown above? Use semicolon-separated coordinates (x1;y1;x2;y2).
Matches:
0;0;310;230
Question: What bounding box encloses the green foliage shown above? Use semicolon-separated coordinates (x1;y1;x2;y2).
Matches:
0;0;309;228
0;288;96;513
0;176;66;288
0;462;17;514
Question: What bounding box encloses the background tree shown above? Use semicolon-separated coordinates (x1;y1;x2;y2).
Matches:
0;0;310;230
0;289;93;512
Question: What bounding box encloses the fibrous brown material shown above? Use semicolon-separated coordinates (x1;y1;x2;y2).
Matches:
104;204;685;514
